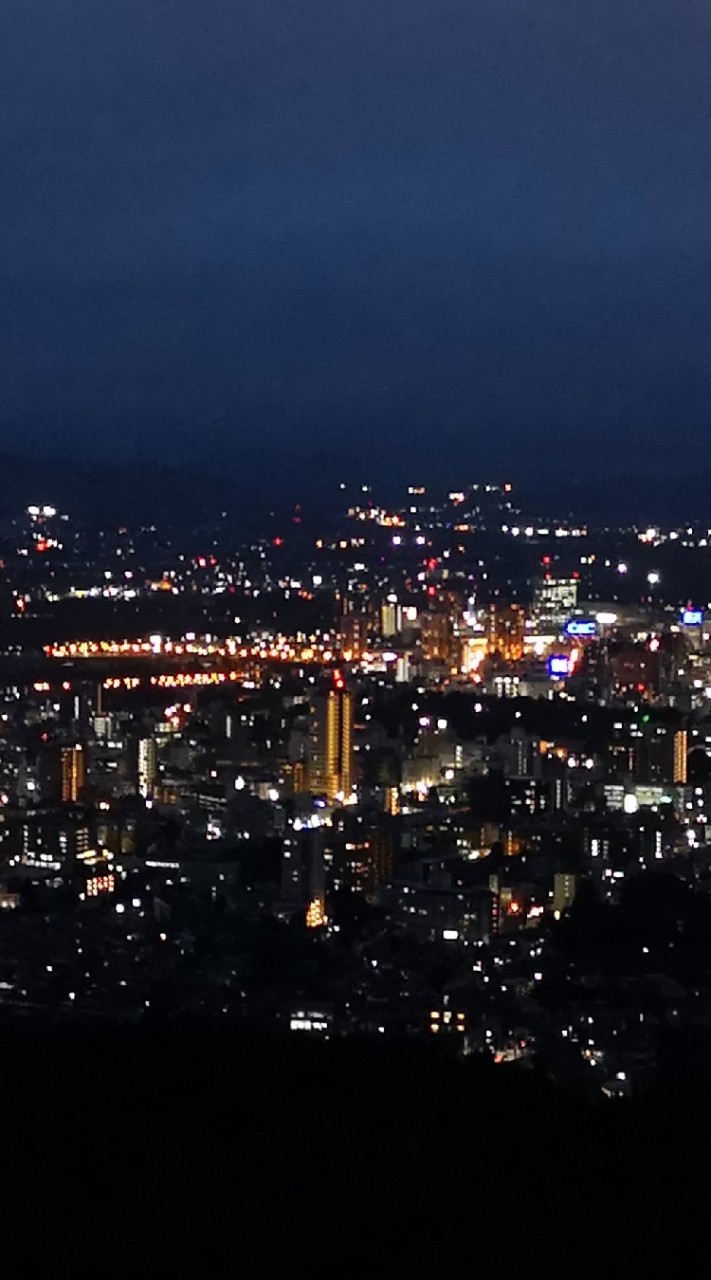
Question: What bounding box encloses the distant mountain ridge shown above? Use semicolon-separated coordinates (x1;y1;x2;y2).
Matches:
0;452;704;529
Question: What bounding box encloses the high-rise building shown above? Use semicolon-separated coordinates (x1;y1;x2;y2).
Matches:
339;612;368;661
59;822;91;862
138;737;158;799
420;611;454;664
61;745;85;803
487;602;526;662
673;729;688;784
291;760;309;794
368;827;395;886
309;673;354;803
503;729;539;778
384;785;400;816
381;601;400;638
553;872;577;916
532;576;578;632
281;825;326;904
93;713;112;741
395;654;411;683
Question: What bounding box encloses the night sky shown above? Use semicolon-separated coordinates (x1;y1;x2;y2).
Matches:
3;1;711;481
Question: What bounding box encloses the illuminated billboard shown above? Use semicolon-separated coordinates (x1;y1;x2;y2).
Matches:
681;609;704;627
564;619;597;638
548;655;571;678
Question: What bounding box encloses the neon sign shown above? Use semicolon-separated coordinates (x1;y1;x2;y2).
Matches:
564;619;596;637
548;655;570;678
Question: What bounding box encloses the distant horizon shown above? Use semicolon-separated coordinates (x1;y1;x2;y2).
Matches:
0;447;706;527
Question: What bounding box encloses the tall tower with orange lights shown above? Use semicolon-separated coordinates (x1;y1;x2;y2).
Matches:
309;673;354;803
61;745;86;803
673;729;688;785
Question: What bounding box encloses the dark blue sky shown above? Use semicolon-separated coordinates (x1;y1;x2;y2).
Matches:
3;0;711;479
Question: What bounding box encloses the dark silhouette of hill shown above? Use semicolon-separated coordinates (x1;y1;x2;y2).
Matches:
0;450;705;528
520;468;711;526
0;1017;705;1266
0;452;268;528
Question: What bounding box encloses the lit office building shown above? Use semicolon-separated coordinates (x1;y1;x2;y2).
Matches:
138;737;158;799
487;602;526;662
532;575;578;631
420;611;454;664
673;729;688;785
61;745;85;804
309;673;354;803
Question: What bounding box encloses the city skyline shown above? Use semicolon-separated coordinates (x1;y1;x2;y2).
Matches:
2;480;711;1075
0;472;708;1261
3;3;708;1262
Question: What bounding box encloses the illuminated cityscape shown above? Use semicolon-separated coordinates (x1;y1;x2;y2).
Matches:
1;478;711;1109
5;0;711;1262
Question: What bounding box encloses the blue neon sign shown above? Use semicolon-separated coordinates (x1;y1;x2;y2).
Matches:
548;655;570;677
564;619;597;637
